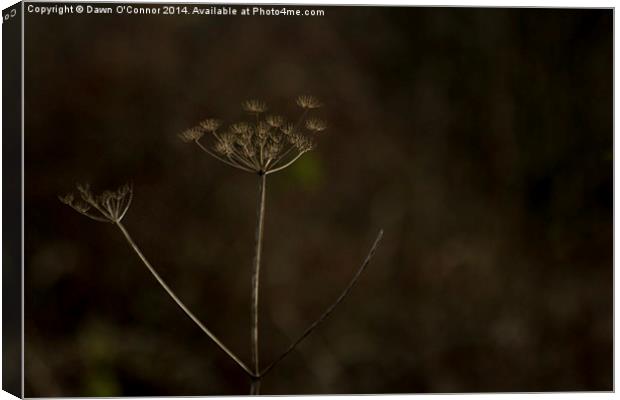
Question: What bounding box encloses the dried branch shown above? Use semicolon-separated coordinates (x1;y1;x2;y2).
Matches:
115;221;256;378
259;229;384;378
265;150;309;175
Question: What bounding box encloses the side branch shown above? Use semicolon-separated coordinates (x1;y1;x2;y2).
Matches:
259;229;384;378
266;150;308;175
194;139;255;173
115;221;256;378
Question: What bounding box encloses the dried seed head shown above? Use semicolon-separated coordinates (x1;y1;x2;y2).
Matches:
305;118;327;132
179;127;204;142
256;121;271;139
199;118;222;132
242;99;268;113
266;115;285;128
296;95;322;109
289;133;314;152
280;123;295;135
76;183;94;203
58;193;74;205
215;139;235;156
265;141;283;159
300;139;315;152
60;183;133;223
270;133;282;144
230;122;251;135
59;193;91;214
181;96;327;174
72;201;91;214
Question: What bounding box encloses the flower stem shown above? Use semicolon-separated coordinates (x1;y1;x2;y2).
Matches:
259;229;384;378
115;221;255;378
251;173;267;376
250;378;261;395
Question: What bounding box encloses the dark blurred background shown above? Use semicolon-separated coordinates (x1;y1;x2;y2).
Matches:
24;5;612;396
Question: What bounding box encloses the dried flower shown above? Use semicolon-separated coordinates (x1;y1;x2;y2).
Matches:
266;115;285;128
231;122;251;135
296;95;322;109
289;133;315;152
179;127;204;143
256;121;271;139
180;96;325;175
242;99;268;113
305;118;327;132
215;137;235;157
199;118;222;132
60;183;133;223
280;123;295;135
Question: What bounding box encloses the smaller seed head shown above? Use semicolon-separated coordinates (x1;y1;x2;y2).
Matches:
242;99;268;113
256;121;271;139
266;115;285;128
60;183;133;223
305;118;327;132
58;193;74;205
215;139;235;157
270;134;282;144
230;122;251;135
296;95;322;109
265;141;283;160
280;123;295;135
199;118;222;132
179;127;204;142
72;201;91;214
290;133;315;152
59;193;91;214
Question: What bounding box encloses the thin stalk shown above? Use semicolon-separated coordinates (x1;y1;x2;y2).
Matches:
115;221;255;378
251;173;267;375
293;109;309;133
250;379;261;395
271;145;295;167
259;229;384;378
195;139;255;173
266;151;307;175
230;152;256;171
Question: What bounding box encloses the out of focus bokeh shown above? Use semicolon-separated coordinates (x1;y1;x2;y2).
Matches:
24;6;612;395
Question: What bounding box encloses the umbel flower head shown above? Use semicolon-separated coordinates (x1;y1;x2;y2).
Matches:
59;183;133;223
180;96;327;175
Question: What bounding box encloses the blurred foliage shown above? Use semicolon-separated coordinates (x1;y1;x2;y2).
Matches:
287;153;324;191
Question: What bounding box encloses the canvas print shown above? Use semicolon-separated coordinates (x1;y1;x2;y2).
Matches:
2;2;613;396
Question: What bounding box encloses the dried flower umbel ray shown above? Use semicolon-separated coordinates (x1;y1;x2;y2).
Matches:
60;96;383;394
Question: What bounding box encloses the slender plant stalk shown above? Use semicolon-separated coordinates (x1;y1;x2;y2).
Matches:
251;174;267;376
115;221;256;378
259;229;384;378
250;379;261;395
194;139;255;173
265;151;308;175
